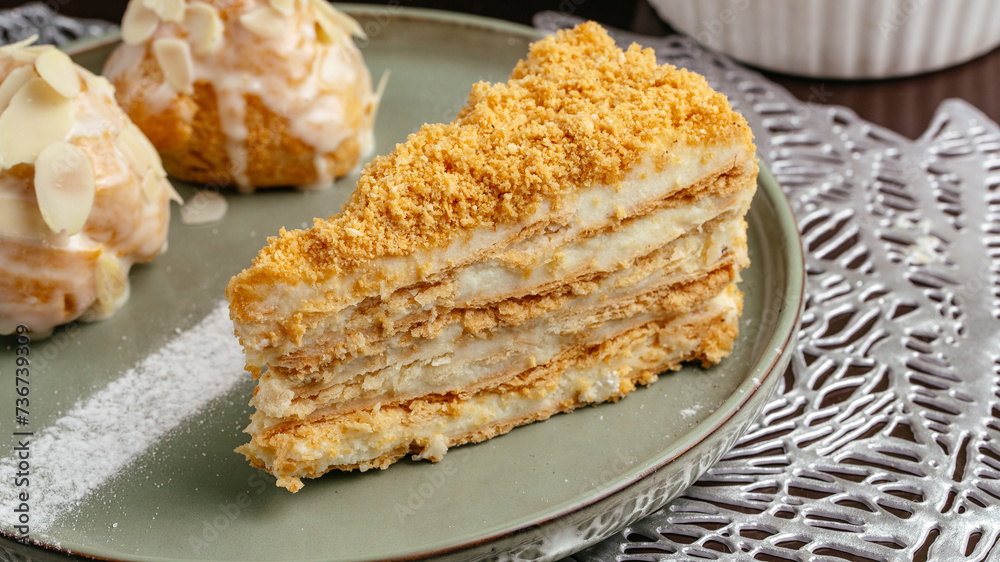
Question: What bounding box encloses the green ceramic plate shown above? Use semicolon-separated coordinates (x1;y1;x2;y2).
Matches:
0;7;803;561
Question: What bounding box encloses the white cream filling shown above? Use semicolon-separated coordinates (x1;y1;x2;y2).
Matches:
278;186;748;367
274;200;747;370
450;181;752;304
258;310;655;420
245;288;742;474
256;216;748;419
240;146;753;367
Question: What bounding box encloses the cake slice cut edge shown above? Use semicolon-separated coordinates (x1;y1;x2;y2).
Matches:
227;21;758;491
239;283;743;493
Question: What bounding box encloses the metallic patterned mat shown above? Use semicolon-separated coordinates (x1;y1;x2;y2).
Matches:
535;11;1000;562
0;2;114;46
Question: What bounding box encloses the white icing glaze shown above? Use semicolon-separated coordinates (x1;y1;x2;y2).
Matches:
104;0;377;191
0;41;176;336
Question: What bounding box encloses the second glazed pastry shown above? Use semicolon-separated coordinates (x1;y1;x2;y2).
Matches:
104;0;379;192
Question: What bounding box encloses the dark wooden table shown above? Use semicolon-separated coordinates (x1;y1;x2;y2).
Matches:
10;0;998;139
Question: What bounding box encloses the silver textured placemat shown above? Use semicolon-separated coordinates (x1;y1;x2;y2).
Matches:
0;2;115;46
535;11;1000;562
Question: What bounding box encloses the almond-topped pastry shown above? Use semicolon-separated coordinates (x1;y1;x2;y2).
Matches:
0;39;180;337
227;22;758;492
103;0;381;192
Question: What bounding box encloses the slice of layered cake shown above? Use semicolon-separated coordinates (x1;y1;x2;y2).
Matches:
227;22;757;492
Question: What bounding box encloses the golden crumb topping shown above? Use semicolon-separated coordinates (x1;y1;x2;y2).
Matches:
230;21;752;293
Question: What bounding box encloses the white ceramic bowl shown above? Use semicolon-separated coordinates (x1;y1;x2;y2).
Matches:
648;0;1000;79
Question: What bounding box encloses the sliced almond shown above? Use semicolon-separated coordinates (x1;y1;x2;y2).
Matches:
140;168;159;202
182;2;224;55
140;168;182;204
135;124;167;178
0;197;49;240
152;38;194;95
240;5;284;38
311;0;366;39
372;67;389;111
0;35;40;56
94;251;129;317
180;190;227;225
10;45;53;64
331;8;366;40
34;141;96;236
313;10;347;46
0;36;41;64
270;0;295;16
34;49;82;99
0;66;37;114
122;0;161;45
142;0;185;23
116;127;149;174
117;123;167;177
84;73;115;96
0;78;74;168
166;181;183;204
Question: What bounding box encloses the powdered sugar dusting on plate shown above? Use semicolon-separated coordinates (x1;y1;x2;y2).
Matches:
679;404;703;419
0;301;247;535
